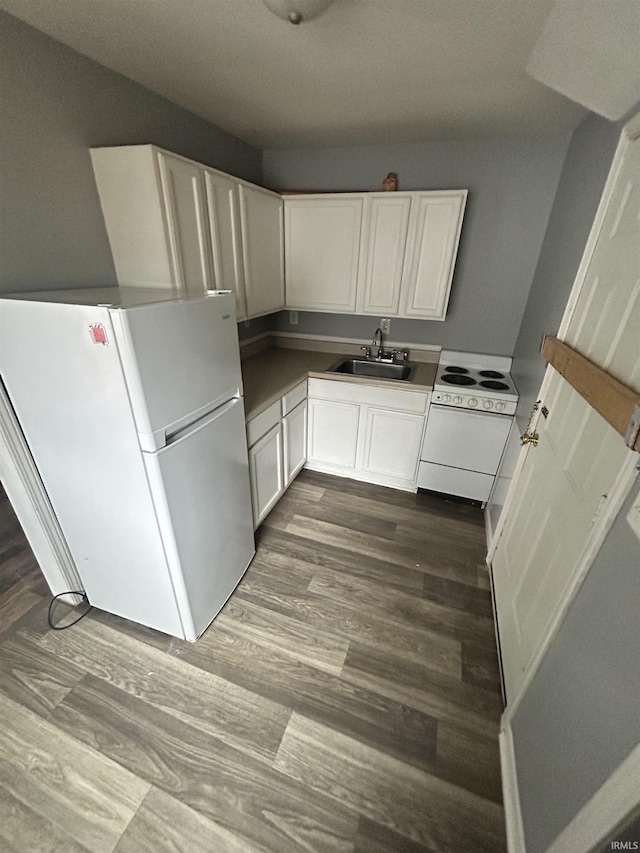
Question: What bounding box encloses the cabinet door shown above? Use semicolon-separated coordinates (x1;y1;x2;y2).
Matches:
360;195;412;315
361;408;425;482
248;422;284;527
239;185;284;317
284;197;363;312
204;170;246;319
283;400;307;486
307;398;359;469
157;153;213;297
401;191;467;320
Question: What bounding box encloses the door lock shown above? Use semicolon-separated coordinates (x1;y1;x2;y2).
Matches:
520;431;539;447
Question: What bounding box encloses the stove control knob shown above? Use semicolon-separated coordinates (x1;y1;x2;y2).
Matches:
442;393;452;403
468;398;478;408
483;399;493;410
453;395;463;404
495;401;506;412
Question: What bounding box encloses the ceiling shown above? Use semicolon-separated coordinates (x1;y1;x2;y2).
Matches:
1;0;589;149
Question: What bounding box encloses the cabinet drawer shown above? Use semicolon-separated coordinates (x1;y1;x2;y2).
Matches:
246;399;281;447
417;461;494;502
282;380;307;415
308;378;428;414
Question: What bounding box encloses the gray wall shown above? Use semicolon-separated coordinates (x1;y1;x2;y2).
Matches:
0;12;261;293
263;135;571;354
511;481;640;853
510;109;636;425
237;313;275;342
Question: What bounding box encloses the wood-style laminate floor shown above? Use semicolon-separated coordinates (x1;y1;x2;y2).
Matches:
0;471;506;852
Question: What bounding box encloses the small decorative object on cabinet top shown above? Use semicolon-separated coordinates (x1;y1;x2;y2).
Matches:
382;172;398;191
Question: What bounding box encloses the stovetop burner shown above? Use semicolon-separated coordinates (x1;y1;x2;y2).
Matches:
441;374;476;386
480;380;510;390
434;350;519;410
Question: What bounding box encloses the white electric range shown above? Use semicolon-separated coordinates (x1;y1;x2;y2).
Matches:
417;350;519;504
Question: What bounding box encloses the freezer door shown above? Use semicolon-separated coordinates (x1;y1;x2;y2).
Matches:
143;396;255;640
111;292;243;450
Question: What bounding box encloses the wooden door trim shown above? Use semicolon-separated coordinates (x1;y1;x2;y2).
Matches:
542;336;640;452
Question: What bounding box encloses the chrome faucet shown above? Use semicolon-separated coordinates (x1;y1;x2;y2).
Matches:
372;327;384;360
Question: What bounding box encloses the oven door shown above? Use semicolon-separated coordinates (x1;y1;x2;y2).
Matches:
421;405;512;474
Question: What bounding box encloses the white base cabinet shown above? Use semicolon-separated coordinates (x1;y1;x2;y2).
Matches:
283;400;307;486
246;376;430;520
248;422;284;526
246;380;307;527
306;378;429;491
307;398;360;469
361;407;426;481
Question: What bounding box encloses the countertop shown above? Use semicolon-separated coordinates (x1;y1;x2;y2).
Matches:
241;346;438;421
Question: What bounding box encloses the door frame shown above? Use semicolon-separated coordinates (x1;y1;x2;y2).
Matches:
496;110;640;852
0;379;82;595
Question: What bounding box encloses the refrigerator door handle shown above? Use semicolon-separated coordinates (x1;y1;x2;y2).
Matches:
163;397;242;449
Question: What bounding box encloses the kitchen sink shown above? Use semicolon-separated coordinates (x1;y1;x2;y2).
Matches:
327;358;415;381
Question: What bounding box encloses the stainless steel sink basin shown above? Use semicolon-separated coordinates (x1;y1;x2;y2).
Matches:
327;358;415;381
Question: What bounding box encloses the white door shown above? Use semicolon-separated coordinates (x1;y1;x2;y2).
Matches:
401;191;467;320
111;292;242;451
283;401;307;486
284;196;363;312
204;170;246;320
157;153;213;297
361;407;424;482
491;135;640;703
248;422;284;527
307;398;360;468
359;195;412;316
144;397;255;641
239;185;284;317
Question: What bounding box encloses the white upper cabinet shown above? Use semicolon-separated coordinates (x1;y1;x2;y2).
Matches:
91;145;178;290
239;185;285;318
92;146;465;322
91;144;283;320
203;169;246;320
284;196;363;312
283;190;466;320
157;152;213;298
358;194;412;316
401;191;467;320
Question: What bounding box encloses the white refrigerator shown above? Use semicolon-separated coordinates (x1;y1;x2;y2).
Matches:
0;287;255;641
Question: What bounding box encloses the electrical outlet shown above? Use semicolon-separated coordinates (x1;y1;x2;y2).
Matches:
289;310;298;325
380;318;390;334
